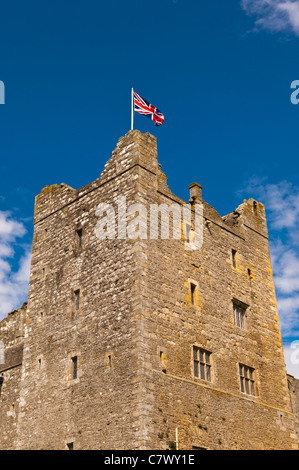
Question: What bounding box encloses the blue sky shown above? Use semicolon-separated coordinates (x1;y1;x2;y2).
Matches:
0;0;299;377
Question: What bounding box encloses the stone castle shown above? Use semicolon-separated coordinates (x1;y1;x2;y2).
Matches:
0;130;298;450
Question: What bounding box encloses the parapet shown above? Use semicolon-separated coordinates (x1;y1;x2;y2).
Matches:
33;130;269;244
222;198;268;239
34;183;76;224
33;130;160;224
0;302;27;350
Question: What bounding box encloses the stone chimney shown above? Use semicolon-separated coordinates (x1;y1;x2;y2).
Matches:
189;182;202;204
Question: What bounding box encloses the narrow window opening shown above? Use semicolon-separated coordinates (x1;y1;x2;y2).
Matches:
186;223;191;243
0;340;5;366
232;249;237;268
253;201;258;216
38;358;42;369
0;376;4;396
76;228;83;248
160;351;167;373
67;442;74;450
71;356;78;380
190;283;196;305
108;355;112;368
74;290;80;311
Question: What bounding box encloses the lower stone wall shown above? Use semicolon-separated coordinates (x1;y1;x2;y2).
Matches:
0;303;27;450
288;374;299;445
146;370;298;450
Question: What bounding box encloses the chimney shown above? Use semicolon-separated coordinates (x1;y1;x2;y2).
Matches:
189;182;202;204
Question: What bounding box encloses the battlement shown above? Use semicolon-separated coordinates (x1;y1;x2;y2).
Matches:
33;130;268;242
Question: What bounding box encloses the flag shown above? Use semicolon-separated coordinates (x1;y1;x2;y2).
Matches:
133;90;164;126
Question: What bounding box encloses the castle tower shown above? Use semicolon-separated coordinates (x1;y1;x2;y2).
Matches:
0;130;298;449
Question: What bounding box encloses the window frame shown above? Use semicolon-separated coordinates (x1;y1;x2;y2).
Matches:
193;346;212;382
234;304;246;329
239;363;256;396
232;299;248;330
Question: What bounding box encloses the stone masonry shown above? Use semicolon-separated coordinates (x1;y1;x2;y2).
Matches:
0;130;298;449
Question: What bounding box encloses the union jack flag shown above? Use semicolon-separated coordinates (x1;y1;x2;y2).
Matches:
133;91;164;126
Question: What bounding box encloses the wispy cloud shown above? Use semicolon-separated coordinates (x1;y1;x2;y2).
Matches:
238;177;299;378
241;0;299;36
242;177;299;231
0;211;31;319
283;341;299;377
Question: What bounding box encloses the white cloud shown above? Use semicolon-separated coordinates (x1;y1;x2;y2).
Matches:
0;211;31;320
273;249;299;293
241;0;299;35
283;342;299;378
242;178;299;230
13;251;32;283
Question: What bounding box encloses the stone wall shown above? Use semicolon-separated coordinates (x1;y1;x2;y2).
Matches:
0;302;27;449
14;131;157;450
0;130;298;449
124;134;298;449
288;375;299;443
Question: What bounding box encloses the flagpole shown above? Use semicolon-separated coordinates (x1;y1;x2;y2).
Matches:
131;88;134;131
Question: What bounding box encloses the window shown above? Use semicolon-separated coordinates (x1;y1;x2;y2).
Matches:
239;364;255;396
160;351;167;374
193;347;212;382
76;228;83;248
71;356;78;380
190;283;196;305
0;340;4;365
186;223;191;243
74;290;80;311
67;442;74;450
232;249;237;268
0;376;4;396
233;302;246;329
